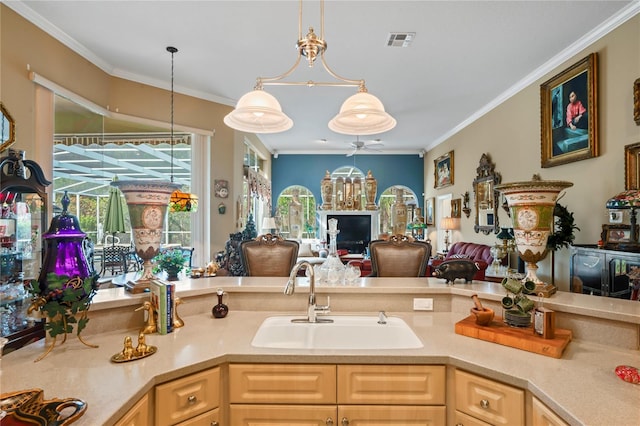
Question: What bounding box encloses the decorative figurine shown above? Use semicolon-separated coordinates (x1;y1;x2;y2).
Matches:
122;336;135;360
135;332;149;355
135;301;157;334
212;288;228;318
173;297;185;328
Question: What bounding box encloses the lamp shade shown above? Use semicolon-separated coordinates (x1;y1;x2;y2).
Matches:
606;189;640;209
496;227;514;240
262;217;277;231
328;91;397;135
440;217;458;230
224;89;293;133
170;190;198;213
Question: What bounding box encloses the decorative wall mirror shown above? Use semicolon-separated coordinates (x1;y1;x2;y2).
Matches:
473;153;501;235
1;103;16;153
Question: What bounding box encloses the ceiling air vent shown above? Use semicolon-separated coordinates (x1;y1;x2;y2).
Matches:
387;32;415;48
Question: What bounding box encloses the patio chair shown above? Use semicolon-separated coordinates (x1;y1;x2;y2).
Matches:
99;245;130;276
240;234;299;276
368;234;431;277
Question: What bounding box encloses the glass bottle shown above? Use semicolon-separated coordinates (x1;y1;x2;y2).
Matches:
212;288;228;318
319;218;345;285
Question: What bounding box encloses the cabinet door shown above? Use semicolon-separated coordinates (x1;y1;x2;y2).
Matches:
453;409;492;426
229;363;336;404
337;365;445;405
339;405;446;425
607;256;636;299
155;367;220;426
455;370;524;426
570;248;605;295
532;397;569;426
230;404;336;425
114;392;151;426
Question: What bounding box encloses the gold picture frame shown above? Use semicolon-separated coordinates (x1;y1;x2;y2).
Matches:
425;197;435;226
434;150;454;189
451;198;461;218
541;53;598;168
634;78;640;126
624;141;640;190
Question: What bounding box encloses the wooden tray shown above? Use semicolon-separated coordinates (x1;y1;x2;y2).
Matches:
455;315;572;359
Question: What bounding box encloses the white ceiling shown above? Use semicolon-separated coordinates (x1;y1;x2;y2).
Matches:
7;0;639;155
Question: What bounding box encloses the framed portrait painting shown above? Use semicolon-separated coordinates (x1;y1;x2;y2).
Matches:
451;198;461;218
625;142;640;190
541;53;598;168
425;197;435;226
434;151;454;189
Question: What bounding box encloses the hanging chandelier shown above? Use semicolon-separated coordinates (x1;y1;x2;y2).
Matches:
223;0;396;135
166;46;199;213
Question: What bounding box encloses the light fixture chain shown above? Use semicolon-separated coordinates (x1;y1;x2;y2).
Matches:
167;46;177;183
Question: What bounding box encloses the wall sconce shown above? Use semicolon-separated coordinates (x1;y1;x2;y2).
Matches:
461;191;471;218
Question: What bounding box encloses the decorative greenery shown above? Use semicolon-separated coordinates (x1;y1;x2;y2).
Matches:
28;273;98;338
152;249;188;274
547;203;580;251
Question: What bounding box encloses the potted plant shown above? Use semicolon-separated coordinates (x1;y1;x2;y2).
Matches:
152;249;187;281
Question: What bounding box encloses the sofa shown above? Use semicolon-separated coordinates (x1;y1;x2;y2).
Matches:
427;241;495;281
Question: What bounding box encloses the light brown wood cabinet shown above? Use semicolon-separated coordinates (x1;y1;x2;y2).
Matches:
455;369;524;426
229;363;446;425
114;392;151;426
155;366;221;426
531;397;569;426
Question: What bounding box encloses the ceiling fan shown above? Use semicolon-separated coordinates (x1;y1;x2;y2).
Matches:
346;137;384;157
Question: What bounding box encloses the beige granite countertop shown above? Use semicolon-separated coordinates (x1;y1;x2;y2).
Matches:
2;277;639;425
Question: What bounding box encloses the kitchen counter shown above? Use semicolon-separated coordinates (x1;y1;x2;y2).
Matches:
2;277;639;425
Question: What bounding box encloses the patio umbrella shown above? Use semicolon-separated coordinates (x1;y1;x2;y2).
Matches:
103;185;126;246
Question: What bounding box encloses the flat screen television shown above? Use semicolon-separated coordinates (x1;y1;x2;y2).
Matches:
327;214;372;254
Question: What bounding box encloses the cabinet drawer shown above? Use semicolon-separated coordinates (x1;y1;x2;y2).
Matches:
155;367;220;426
114;392;151;426
230;404;336;425
454;409;492;426
176;407;220;426
532;397;569;426
455;369;524;426
337;364;445;405
339;405;446;424
229;363;336;404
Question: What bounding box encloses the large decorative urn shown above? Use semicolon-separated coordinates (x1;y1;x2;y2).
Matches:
320;170;333;210
111;180;180;293
365;170;378;210
496;176;572;292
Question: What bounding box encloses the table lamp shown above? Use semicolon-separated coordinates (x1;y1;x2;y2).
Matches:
606;189;640;250
440;217;458;253
262;217;277;235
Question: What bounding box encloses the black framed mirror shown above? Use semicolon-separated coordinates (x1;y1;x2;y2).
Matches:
473;153;501;235
1;103;16;153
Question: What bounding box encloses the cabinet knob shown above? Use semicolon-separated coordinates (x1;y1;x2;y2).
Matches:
210;422;219;426
455;424;464;426
480;399;490;409
325;418;334;426
341;417;349;426
187;395;197;404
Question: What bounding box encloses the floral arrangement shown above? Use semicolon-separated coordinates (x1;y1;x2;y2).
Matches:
152;249;188;274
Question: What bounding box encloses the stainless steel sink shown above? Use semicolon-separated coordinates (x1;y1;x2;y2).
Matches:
251;315;423;349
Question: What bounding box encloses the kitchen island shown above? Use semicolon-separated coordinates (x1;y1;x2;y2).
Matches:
2;277;639;425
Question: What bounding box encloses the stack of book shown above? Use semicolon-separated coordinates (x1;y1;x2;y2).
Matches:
149;279;175;334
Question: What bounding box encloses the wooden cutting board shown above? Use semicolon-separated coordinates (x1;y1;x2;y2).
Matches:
454;315;572;359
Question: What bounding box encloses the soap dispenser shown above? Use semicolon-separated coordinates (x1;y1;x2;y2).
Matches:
212;288;228;318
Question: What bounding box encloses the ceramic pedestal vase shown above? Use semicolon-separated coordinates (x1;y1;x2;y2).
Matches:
111;180;180;293
365;170;378;210
496;177;572;293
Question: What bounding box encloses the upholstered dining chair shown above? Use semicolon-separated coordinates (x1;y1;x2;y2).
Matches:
240;234;300;276
368;234;432;277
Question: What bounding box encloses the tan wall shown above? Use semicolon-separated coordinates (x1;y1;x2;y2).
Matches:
0;4;266;254
425;14;640;290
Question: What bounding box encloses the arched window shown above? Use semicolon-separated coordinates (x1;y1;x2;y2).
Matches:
276;185;316;240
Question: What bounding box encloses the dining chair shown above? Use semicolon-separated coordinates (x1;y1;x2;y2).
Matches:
368;234;432;277
240;234;299;276
100;245;130;276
